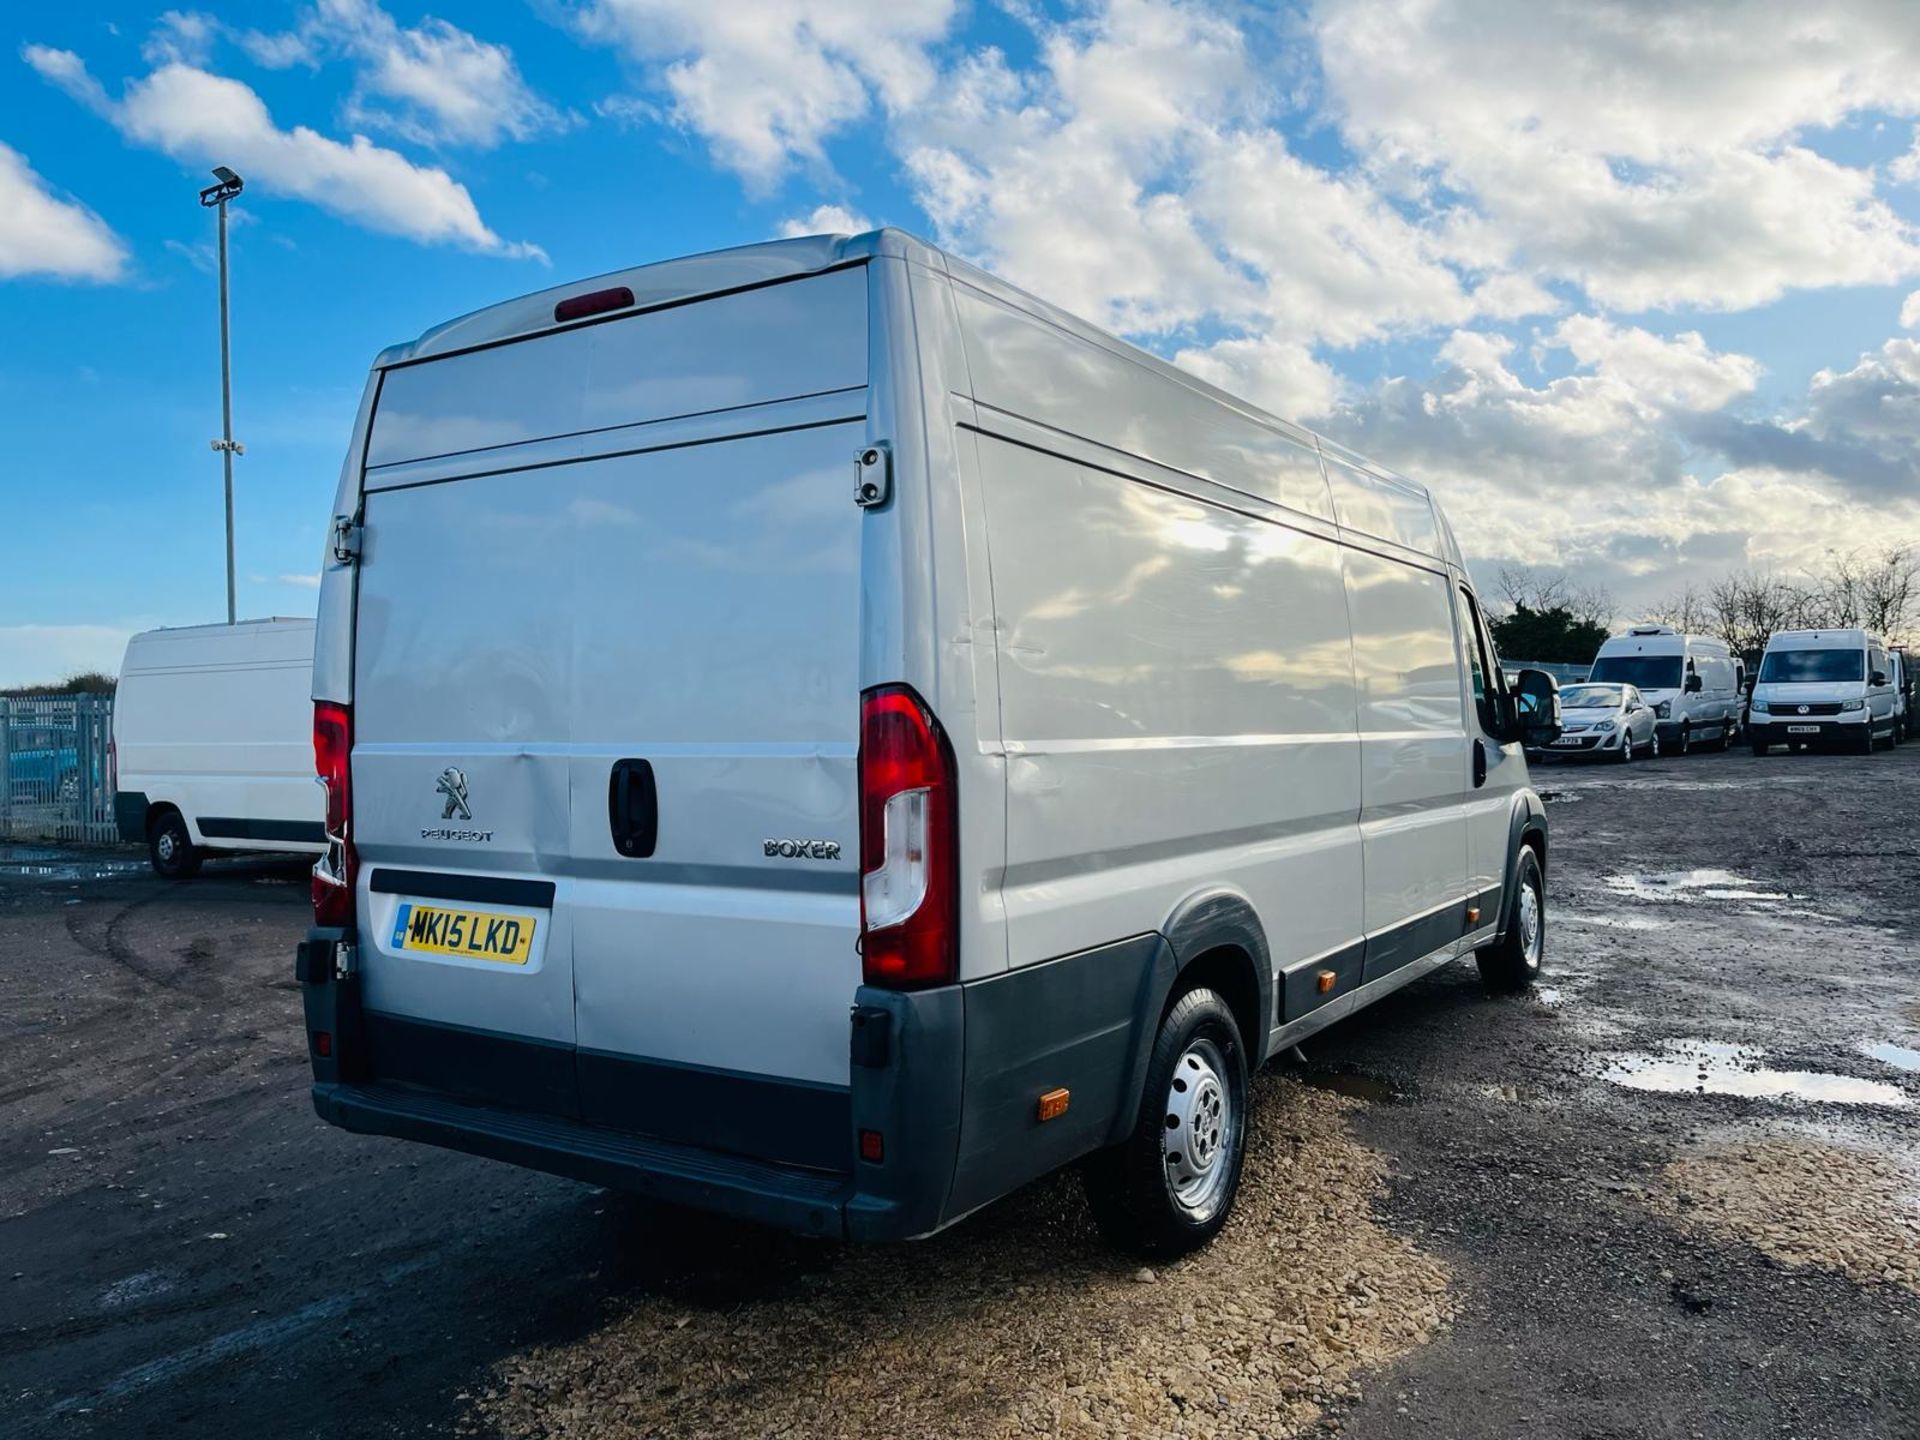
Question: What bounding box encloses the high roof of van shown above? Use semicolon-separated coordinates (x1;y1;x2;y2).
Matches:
375;227;1436;514
1764;628;1878;649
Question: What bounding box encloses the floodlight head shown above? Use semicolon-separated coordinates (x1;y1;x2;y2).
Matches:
199;166;245;206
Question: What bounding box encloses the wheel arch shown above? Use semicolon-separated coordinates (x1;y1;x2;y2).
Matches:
1107;889;1273;1144
1496;791;1549;943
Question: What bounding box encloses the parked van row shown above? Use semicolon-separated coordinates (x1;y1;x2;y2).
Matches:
289;228;1562;1255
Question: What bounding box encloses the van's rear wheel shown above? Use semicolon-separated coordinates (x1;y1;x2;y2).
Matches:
1477;846;1544;993
148;810;202;879
1083;987;1249;1256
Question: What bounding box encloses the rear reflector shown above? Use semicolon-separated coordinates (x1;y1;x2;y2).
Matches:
858;686;958;990
554;285;634;323
859;1129;885;1163
313;1031;333;1058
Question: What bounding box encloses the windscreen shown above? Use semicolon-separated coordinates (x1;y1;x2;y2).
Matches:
1760;648;1865;683
1562;685;1623;708
1589;655;1682;690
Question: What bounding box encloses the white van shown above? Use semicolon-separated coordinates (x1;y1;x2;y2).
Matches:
295;230;1560;1253
1749;628;1898;754
113;619;325;877
1588;627;1741;753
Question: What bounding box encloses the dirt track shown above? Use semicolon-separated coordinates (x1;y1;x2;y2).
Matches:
3;745;1917;1438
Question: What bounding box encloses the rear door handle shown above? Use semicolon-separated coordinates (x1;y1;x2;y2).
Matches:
1472;739;1488;788
607;759;658;858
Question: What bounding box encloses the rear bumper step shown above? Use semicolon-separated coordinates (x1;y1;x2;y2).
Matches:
313;1080;853;1237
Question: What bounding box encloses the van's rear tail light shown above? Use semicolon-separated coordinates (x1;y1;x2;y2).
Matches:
312;701;356;927
553;285;634;323
858;686;957;989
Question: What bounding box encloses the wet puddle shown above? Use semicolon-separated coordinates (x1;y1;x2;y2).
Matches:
1600;1040;1908;1108
1603;869;1798;904
1862;1040;1920;1074
0;844;147;882
1560;911;1668;931
1537;790;1582;805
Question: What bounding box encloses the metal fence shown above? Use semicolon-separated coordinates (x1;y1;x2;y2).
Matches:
0;694;119;844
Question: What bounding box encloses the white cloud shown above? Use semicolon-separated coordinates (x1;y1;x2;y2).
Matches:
574;0;958;188
0;142;128;282
1311;0;1920;311
239;0;570;149
24;46;542;258
144;10;220;66
776;203;872;238
0;625;136;689
1902;290;1920;330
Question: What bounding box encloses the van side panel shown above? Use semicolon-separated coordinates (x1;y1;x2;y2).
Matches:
976;433;1365;989
114;622;324;852
1343;549;1470;980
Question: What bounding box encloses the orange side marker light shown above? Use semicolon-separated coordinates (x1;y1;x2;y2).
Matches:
1037;1088;1070;1122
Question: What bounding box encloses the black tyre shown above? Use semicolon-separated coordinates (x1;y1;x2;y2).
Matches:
1750;738;1769;756
1477;846;1544;993
148;809;202;879
1853;725;1875;756
1676;723;1692;756
1614;732;1634;764
1083;987;1250;1256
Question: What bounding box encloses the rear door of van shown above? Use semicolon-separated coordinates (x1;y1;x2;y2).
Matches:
349;268;870;1161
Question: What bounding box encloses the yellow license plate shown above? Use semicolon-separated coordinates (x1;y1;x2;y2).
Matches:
391;902;536;965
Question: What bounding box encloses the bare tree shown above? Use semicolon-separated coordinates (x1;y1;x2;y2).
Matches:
1705;569;1821;661
1642;586;1710;634
1494;565;1615;631
1809;546;1919;645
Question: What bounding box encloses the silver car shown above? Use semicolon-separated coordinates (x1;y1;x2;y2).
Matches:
1534;682;1659;763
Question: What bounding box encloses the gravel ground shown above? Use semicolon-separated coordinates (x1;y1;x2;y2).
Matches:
472;1078;1452;1440
3;744;1918;1438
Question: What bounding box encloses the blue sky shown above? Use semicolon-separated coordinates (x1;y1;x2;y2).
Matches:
2;0;1918;685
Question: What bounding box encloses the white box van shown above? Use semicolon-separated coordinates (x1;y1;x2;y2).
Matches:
1588;627;1741;753
296;230;1560;1253
113;619;326;877
1749;628;1899;754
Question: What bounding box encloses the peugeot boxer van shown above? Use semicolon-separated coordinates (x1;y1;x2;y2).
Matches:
113;619;325;877
1749;628;1898;754
296;230;1560;1254
1588;627;1740;753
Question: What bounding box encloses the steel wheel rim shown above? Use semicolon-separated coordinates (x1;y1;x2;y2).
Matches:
1163;1037;1237;1216
157;832;176;862
1519;878;1543;968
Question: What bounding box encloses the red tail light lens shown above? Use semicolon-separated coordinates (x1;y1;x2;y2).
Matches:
312;701;356;927
858;686;957;989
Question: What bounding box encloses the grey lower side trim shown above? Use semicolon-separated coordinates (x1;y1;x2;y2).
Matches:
113;791;149;844
944;933;1164;1222
1264;942;1466;1059
197;815;327;845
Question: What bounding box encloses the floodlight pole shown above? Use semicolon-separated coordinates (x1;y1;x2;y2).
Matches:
200;167;246;624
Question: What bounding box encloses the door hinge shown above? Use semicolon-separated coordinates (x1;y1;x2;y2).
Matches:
334;940;357;981
854;443;892;508
331;514;363;564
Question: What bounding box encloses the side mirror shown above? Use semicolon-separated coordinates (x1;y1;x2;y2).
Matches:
1508;668;1562;747
1871;670;1888;688
1684;672;1703;693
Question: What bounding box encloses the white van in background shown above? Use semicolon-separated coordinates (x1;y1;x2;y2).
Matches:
1588;627;1741;753
1749;628;1898;754
113;619;325;877
295;229;1561;1255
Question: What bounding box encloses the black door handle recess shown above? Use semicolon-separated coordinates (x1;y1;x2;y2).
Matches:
608;759;658;857
1472;739;1488;789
